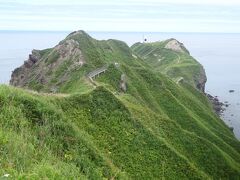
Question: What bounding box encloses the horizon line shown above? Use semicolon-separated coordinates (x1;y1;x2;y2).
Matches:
1;30;240;34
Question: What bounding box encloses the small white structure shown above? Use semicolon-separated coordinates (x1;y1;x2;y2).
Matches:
114;62;120;68
142;35;147;43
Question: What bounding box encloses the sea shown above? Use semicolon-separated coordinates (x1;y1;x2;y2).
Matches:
0;31;239;139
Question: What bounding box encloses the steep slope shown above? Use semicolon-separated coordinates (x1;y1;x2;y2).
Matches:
10;30;134;93
3;31;240;179
1;82;240;179
131;39;207;92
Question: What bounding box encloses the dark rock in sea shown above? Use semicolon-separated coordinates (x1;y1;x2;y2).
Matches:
229;127;234;132
229;90;235;93
214;97;219;102
206;93;225;116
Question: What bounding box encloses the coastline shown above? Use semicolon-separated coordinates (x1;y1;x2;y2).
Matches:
206;93;227;116
206;93;235;133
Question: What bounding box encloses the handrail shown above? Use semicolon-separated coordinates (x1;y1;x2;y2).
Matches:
87;65;108;78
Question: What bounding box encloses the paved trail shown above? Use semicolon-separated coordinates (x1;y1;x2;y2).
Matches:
87;66;108;79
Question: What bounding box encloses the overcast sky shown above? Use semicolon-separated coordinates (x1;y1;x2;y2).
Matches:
0;0;240;32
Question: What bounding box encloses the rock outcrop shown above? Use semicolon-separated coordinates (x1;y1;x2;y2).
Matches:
196;67;207;92
10;37;85;91
120;74;127;92
206;94;228;116
10;49;41;86
165;39;190;54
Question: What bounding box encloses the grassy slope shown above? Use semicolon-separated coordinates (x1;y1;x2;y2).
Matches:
18;31;135;93
2;31;240;179
131;41;206;89
1;69;240;179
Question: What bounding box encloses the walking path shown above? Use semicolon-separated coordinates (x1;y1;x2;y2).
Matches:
176;77;184;84
87;65;108;79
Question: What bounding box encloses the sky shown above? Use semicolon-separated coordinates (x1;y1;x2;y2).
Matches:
0;0;240;32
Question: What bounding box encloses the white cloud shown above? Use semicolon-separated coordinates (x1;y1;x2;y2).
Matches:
126;0;240;5
4;0;240;6
0;0;240;32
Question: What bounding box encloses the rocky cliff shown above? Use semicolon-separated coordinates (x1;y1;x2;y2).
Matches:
10;32;87;92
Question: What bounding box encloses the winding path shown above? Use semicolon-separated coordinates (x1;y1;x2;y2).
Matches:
173;52;181;64
176;77;184;84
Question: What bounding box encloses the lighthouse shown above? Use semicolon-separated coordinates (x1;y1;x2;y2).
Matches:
142;35;147;43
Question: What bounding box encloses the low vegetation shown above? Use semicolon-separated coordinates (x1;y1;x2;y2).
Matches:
1;31;240;179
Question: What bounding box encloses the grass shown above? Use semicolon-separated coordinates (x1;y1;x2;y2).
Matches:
3;31;240;179
131;40;206;90
1;77;240;179
45;50;60;65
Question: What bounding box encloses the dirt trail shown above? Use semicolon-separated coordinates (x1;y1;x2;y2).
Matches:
24;89;69;97
176;77;184;84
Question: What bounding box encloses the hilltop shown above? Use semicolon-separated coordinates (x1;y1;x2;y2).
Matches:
131;39;207;92
10;30;133;93
1;31;240;179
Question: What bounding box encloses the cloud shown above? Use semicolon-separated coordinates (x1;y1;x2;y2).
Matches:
3;0;240;7
0;0;240;32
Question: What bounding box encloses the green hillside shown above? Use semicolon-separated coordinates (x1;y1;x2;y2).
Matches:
131;39;207;92
2;31;240;179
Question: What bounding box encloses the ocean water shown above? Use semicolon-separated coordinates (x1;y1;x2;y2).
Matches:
0;31;239;139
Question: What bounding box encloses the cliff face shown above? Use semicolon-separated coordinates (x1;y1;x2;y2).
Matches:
10;34;86;92
196;66;207;92
10;49;41;86
164;38;190;54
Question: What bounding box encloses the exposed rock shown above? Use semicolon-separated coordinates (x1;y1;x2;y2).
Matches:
206;93;225;116
196;67;207;92
10;50;41;86
229;90;235;93
10;38;85;91
56;40;80;58
229;127;234;132
31;49;41;62
120;74;127;92
165;39;190;54
24;49;41;68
